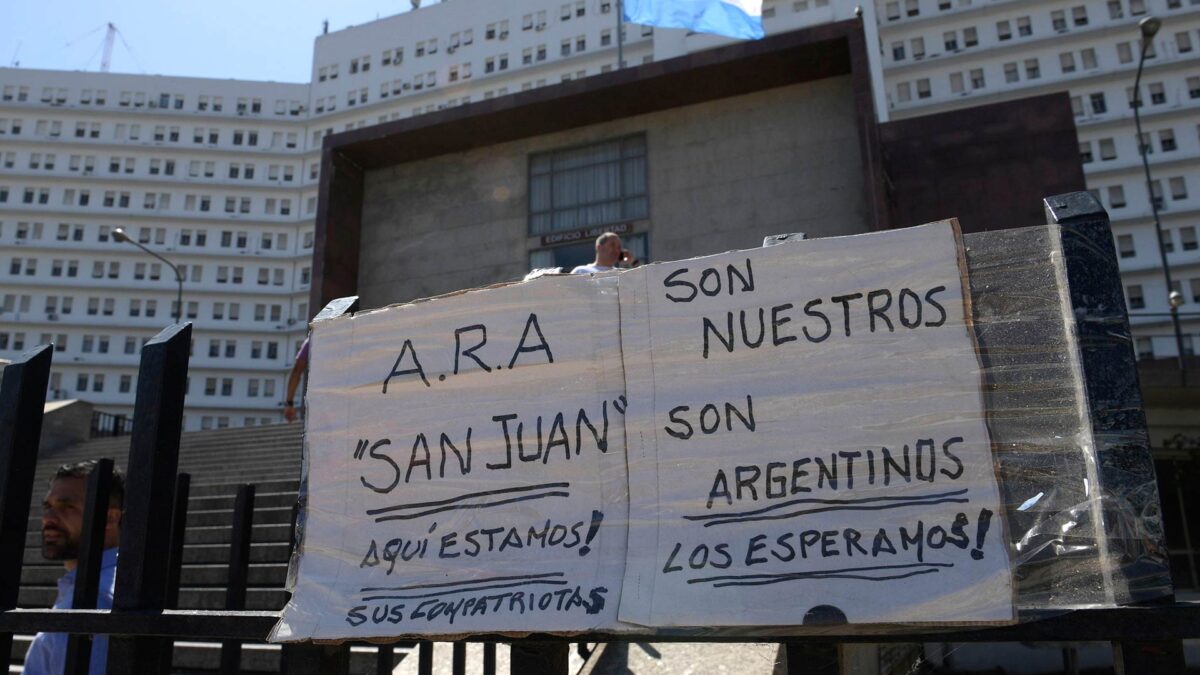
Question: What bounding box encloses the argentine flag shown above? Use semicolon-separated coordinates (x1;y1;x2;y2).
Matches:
623;0;764;40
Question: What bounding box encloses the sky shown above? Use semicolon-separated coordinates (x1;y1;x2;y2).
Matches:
0;0;444;83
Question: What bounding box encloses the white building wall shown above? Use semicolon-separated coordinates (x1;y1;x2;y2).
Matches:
0;68;315;431
863;0;1200;362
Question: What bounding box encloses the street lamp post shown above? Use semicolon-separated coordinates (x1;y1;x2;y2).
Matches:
112;227;185;324
1133;16;1188;385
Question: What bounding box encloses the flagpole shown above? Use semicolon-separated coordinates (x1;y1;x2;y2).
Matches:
616;0;625;68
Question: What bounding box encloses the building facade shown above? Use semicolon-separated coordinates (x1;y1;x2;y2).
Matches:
862;0;1200;363
2;0;1197;431
0;70;316;430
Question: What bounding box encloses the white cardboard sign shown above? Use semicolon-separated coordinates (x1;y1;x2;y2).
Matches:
617;221;1013;625
271;275;629;640
272;222;1014;640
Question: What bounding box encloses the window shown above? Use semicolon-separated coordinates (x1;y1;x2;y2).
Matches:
1060;52;1076;74
1161;129;1177;152
996;20;1012;40
969;69;985;89
892;42;906;61
1071;5;1088;26
1178;32;1194;54
962;27;977;48
1149;82;1165;105
1025;59;1040;79
1183;227;1198;251
1127;284;1145;309
949;73;965;94
944;31;958;51
1117;234;1135;258
1163;229;1175;253
1090;92;1107;114
1079;141;1093;164
1098;138;1117;161
1108;0;1123;19
916;78;931;98
1004;63;1020;83
1017;16;1032;36
1052;10;1067;32
1080;48;1097;70
529;135;647;235
1109;46;1132;70
1170;177;1188;201
911;37;925;58
1108;185;1126;208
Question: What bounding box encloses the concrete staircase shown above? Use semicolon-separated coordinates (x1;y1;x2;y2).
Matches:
8;423;409;673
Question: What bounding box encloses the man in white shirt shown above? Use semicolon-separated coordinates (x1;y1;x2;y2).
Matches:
23;461;123;675
571;232;634;274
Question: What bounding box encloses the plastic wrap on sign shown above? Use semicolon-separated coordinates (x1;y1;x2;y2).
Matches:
271;219;1172;642
618;221;1013;626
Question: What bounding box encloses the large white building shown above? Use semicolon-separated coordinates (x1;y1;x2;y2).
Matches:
863;0;1200;364
1;0;1196;430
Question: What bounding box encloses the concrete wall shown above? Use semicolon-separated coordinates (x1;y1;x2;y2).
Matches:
357;75;867;308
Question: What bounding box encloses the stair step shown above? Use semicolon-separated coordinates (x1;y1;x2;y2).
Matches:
9;634;408;675
19;587;290;611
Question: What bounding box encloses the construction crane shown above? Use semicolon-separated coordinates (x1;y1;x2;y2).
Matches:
100;23;116;72
65;22;142;73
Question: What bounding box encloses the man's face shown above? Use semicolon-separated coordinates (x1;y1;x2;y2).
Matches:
42;477;86;561
598;236;623;266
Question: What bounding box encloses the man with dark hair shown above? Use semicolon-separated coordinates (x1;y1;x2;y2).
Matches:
23;460;124;675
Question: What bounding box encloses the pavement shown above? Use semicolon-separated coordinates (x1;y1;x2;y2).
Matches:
386;641;785;674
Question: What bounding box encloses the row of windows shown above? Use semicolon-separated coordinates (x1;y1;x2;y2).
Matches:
1093;175;1193;211
0;117;301;150
35;368;283;398
2;292;306;326
0;221;313;252
6;256;310;287
1132;333;1198;359
0;184;317;218
313;57;650;138
4;150;305;184
0;84;306;117
312;28;634;115
881;0;1194;25
314;0;620;84
895;65;1200;108
1116;226;1200;263
886;2;1199;67
1079;125;1190;164
1126;277;1200;311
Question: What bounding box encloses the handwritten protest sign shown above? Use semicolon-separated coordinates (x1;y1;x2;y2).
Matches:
270;276;629;640
617;221;1013;625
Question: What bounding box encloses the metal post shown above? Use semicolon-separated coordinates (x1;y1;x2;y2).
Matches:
64;458;114;675
510;642;569;675
616;0;625;68
483;642;497;675
108;322;191;673
1131;18;1187;385
1045;192;1185;671
156;472;191;673
452;641;467;675
219;484;256;674
0;344;53;662
418;641;434;675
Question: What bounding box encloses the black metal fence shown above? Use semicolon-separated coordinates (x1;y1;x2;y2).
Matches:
2;194;1200;675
